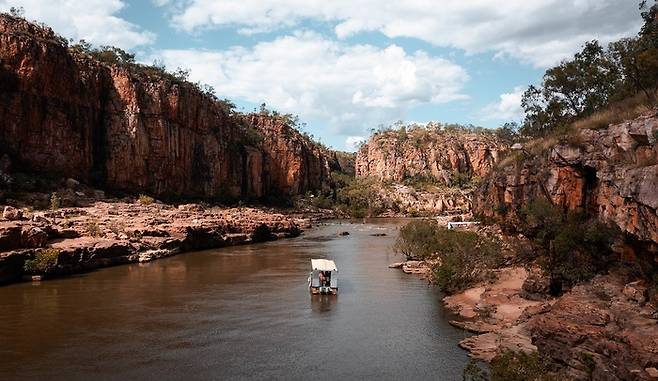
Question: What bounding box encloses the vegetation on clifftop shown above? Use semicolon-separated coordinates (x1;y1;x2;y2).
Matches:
496;1;658;143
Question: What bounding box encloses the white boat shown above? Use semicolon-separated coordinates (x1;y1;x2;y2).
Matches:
308;259;338;295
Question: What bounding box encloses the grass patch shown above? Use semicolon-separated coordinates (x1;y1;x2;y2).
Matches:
138;194;155;205
24;248;60;274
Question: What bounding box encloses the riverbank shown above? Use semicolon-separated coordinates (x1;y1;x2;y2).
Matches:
0;198;321;285
390;225;658;380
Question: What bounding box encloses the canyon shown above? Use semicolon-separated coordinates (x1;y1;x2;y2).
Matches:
0;14;342;202
2;11;658;381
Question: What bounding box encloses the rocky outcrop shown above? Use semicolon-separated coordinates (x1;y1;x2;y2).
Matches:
356;128;507;183
0;199;304;285
474;112;658;250
0;14;334;201
443;267;658;380
527;275;658;381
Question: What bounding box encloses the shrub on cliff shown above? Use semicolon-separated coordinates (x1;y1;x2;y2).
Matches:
519;199;619;294
462;352;556;381
23;248;60;274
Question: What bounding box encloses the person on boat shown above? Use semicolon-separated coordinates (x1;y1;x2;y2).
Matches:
319;271;325;286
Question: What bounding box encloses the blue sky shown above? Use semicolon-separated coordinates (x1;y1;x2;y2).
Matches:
0;0;644;150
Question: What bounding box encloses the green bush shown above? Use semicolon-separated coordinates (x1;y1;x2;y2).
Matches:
489;351;556;381
393;219;442;260
23;248;60;274
394;219;503;293
519;199;619;293
311;194;334;209
431;229;502;293
86;222;102;237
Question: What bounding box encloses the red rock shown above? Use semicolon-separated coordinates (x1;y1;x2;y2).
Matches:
19;226;48;248
0;15;341;201
475;112;658;251
2;206;23;221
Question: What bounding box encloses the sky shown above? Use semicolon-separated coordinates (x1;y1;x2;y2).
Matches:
0;0;644;151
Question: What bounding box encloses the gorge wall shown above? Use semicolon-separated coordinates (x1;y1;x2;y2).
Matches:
0;14;336;201
356;128;506;183
355;127;507;215
474;112;658;251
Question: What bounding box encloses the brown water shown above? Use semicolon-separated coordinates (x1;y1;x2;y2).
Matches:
0;219;470;380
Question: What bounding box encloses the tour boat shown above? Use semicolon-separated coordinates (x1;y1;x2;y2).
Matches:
308;259;338;295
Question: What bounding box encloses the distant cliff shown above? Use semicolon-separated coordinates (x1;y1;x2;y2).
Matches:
474;112;658;251
354;126;507;216
356;127;507;183
0;14;339;200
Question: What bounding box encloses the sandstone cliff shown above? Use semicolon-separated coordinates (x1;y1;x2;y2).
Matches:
0;14;334;201
474;112;658;251
355;126;507;216
356;127;506;183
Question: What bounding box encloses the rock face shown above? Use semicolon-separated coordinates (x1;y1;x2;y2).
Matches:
474;112;658;250
0;15;334;200
355;127;507;216
245;115;333;197
356;128;507;183
527;275;658;381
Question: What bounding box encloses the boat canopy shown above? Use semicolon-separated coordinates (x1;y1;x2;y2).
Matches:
311;259;337;272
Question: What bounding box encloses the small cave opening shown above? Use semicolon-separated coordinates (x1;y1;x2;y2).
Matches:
582;165;599;215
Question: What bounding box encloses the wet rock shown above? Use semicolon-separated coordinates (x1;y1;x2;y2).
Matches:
0;224;22;251
0;250;30;284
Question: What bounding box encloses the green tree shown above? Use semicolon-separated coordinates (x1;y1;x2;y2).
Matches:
520;41;621;137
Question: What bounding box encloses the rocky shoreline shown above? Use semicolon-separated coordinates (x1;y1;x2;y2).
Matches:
392;255;658;380
0;198;320;286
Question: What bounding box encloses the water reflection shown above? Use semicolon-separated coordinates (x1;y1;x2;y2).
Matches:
310;294;338;314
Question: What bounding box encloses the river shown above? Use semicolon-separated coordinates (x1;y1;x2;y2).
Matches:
0;219;470;380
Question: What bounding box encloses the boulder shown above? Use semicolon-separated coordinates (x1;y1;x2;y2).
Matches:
20;227;48;248
2;206;23;221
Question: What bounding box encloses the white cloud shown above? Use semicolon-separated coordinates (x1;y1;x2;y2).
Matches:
480;86;525;121
164;0;641;67
0;0;155;49
148;31;469;135
345;136;366;151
